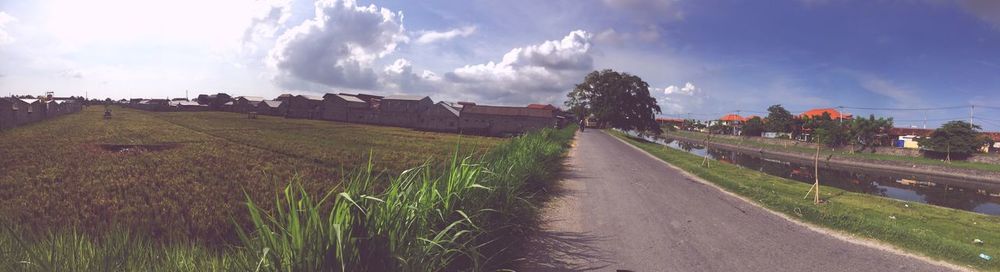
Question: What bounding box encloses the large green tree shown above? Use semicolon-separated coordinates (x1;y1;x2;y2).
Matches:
566;69;662;133
743;116;765;137
849;115;893;153
917;121;988;159
764;104;795;133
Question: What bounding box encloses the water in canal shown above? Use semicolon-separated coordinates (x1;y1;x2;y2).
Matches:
650;136;1000;216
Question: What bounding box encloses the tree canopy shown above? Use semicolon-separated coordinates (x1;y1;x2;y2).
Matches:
849;115;893;153
764;104;795;133
566;69;662;133
743;116;765;137
917;121;988;157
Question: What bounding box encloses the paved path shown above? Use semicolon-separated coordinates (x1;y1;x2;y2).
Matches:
519;130;955;272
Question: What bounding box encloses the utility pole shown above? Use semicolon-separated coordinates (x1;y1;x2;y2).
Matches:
971;105;975;126
923;110;927;129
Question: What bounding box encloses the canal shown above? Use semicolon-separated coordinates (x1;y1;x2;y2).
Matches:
645;136;1000;216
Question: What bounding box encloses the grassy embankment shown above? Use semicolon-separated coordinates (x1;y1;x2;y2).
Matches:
669;129;1000;173
0;106;575;271
611;130;1000;271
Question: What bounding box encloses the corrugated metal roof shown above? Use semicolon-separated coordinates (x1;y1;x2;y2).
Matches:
437;102;460;117
299;95;324;101
19;99;38;104
382;94;427;101
259;100;283;108
335;94;365;103
238;96;265;102
462;105;554;118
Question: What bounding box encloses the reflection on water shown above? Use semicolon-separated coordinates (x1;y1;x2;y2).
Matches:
650;136;1000;216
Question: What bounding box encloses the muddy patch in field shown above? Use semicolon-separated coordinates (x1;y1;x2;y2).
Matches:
97;143;181;153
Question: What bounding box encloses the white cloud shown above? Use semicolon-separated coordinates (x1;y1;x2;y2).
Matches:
242;0;293;51
436;30;594;105
602;0;683;22
415;26;476;44
657;82;704;114
857;75;922;107
958;0;1000;29
267;0;408;90
0;12;16;45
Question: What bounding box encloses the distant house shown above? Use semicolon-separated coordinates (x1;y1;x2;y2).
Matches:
256;100;284;116
655;117;684;128
220;101;235;112
15;98;43;124
233;96;265;113
718;114;746;125
379;95;433;128
196;93;233;110
285;95;324;119
527;104;558;111
799;108;851;120
275;93;294;102
888;127;933;149
344;93;382;124
170;100;208;111
420;102;461;132
459;105;556;136
0;98;13;130
321;93;368;122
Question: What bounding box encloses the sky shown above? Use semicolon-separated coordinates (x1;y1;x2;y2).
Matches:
2;0;1000;130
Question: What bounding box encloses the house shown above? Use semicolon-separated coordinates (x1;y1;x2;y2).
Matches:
888;127;933;149
718;114;746;125
170;100;209;111
527;104;558;111
0;98;13;130
256;100;284;116
420;102;461;132
44;100;62;118
220;101;235;112
233;96;265;113
459;105;556;136
655;118;684;128
14;98;44;124
275;93;294;102
799;108;852;120
378;95;433;127
321;93;368;122
285;95;324;119
344;93;382;124
196;93;233;110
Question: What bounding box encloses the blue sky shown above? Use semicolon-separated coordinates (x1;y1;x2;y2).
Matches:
1;0;1000;130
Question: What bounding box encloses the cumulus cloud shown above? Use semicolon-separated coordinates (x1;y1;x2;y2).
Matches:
595;25;661;46
958;0;1000;28
267;0;408;90
602;0;683;22
242;0;293;48
437;30;594;104
0;12;16;45
857;75;922;107
415;26;476;44
657;82;704;114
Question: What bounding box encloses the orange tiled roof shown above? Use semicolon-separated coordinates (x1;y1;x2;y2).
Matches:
799;108;851;119
719;114;746;122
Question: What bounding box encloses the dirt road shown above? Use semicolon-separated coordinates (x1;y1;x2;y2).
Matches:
519;130;956;271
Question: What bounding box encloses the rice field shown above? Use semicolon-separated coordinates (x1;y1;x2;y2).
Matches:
0;106;500;245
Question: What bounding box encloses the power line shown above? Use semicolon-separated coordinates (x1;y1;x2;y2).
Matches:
838;105;969;111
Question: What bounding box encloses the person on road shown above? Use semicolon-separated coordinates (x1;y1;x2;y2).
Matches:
579;118;585;132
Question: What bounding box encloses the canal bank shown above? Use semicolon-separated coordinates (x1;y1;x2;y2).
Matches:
662;133;1000;190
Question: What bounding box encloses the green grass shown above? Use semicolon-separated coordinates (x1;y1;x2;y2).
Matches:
0;107;575;271
611;130;1000;271
669;130;1000;173
0;106;499;245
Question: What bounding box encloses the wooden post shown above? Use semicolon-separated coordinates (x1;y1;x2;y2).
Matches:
813;144;820;204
